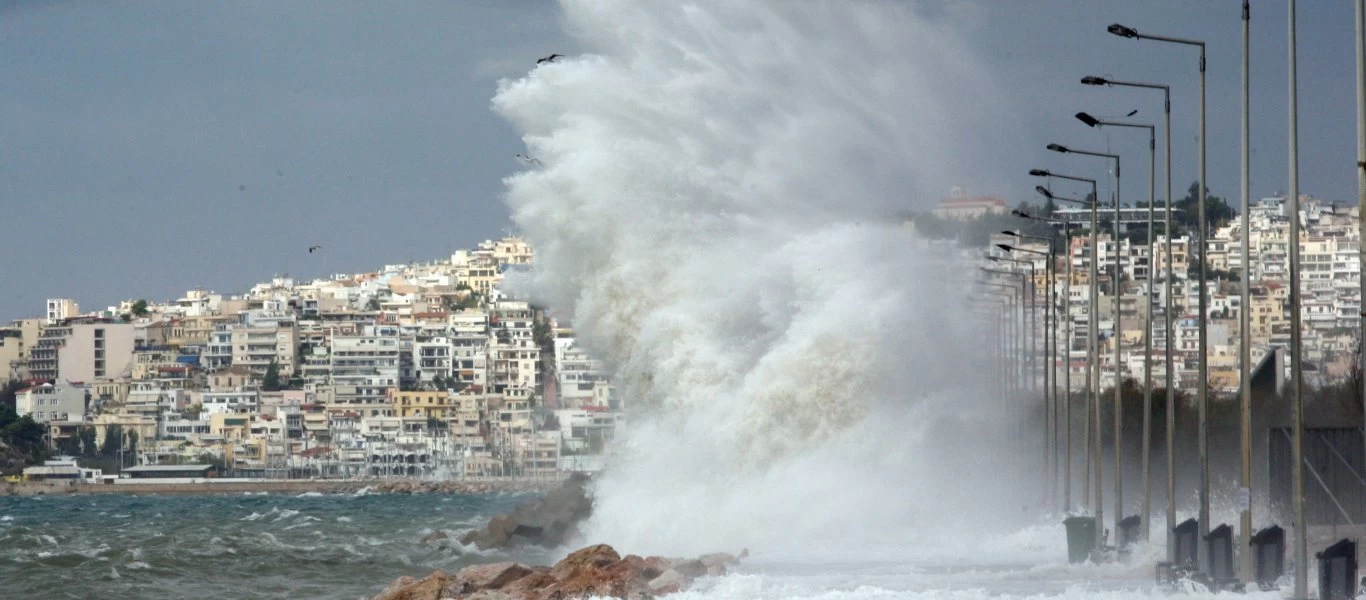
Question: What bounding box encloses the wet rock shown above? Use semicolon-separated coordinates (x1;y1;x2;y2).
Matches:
372;570;456;600
460;474;592;550
647;569;687;595
452;562;535;593
372;542;745;600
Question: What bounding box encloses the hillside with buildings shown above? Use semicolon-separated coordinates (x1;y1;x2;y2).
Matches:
0;237;621;479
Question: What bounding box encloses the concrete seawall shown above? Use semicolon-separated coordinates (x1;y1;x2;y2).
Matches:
2;477;565;497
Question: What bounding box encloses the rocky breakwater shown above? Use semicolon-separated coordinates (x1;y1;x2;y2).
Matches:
369;479;562;495
458;473;592;549
372;543;747;600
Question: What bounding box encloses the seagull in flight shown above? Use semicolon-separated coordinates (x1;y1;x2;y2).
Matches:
536;53;563;65
308;245;322;254
516;153;544;167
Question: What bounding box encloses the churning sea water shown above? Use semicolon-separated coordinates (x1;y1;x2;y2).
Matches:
0;491;1292;600
0;491;553;600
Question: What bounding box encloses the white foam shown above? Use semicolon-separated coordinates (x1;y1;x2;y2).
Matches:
495;0;1029;559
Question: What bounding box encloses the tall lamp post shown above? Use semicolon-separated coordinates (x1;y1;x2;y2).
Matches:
1107;22;1212;559
1076;112;1157;542
1031;172;1098;537
1082;73;1177;556
1002;234;1059;506
1047;142;1126;540
988;267;1027;456
1287;2;1306;597
1013;211;1076;511
994;249;1049;490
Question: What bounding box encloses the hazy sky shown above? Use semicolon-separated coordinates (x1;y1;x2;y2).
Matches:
1;1;1360;321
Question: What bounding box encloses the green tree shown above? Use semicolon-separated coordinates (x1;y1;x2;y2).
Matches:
79;427;98;457
1174;181;1235;235
127;430;139;464
56;435;81;457
262;360;282;392
365;298;381;311
131;299;150;317
0;379;22;411
100;425;123;458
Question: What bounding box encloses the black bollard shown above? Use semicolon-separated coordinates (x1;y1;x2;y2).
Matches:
1173;518;1200;570
1063;516;1097;564
1118;515;1142;550
1249;525;1285;590
1203;523;1235;584
1317;538;1357;600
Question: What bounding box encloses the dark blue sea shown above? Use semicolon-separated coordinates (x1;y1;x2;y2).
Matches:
0;490;558;599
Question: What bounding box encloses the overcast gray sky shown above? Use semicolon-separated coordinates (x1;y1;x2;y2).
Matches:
1;1;1360;321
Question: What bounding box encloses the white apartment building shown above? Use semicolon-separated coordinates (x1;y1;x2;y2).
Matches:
15;381;86;423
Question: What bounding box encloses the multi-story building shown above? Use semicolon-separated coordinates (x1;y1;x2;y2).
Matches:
15;381;86;423
45;298;79;324
328;328;401;412
31;320;135;382
230;322;298;378
391;389;457;419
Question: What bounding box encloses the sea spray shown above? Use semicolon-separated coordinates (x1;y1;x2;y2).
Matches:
494;0;1031;556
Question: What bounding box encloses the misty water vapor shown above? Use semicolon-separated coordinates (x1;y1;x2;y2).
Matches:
494;0;1028;556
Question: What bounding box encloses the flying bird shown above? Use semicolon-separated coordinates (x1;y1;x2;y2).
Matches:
536;53;563;65
516;153;544;167
308;245;322;254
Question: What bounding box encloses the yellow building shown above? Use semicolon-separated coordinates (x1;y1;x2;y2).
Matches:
391;390;457;419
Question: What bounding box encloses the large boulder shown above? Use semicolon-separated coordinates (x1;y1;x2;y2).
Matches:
372;570;457;600
372;543;746;600
460;474;593;550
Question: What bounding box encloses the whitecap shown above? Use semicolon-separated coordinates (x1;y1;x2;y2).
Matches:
335;516;353;523
296;491;324;498
0;515;13;522
240;512;265;521
126;561;151;570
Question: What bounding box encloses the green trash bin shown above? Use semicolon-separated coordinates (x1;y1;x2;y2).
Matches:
1063;516;1097;563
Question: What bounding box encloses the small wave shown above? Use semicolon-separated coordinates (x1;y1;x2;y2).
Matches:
0;515;13;522
240;512;265;522
40;534;58;546
335;516;353;523
126;560;151;570
352;486;374;497
296;491;324;498
272;509;300;522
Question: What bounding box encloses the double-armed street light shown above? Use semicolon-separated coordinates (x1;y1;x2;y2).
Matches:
1076;111;1158;543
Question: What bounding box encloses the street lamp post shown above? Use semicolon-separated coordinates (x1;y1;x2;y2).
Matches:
1107;22;1212;561
1082;73;1176;556
1048;143;1125;540
1239;0;1254;585
1076;112;1157;542
1033;172;1098;549
1003;234;1059;506
1013;212;1076;511
984;266;1032;460
1288;2;1307;597
996;247;1050;492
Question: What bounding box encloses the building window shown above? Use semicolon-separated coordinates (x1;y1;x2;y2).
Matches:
94;329;104;339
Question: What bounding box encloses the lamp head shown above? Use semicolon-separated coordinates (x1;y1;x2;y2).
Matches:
1081;75;1109;86
1046;143;1069;153
1076;112;1101;128
1001;230;1020;237
1011;209;1031;219
1108;23;1139;38
1034;185;1053;199
1028;169;1050;177
996;244;1014;253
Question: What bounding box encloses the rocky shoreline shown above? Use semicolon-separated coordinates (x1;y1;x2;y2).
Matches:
373;544;746;600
